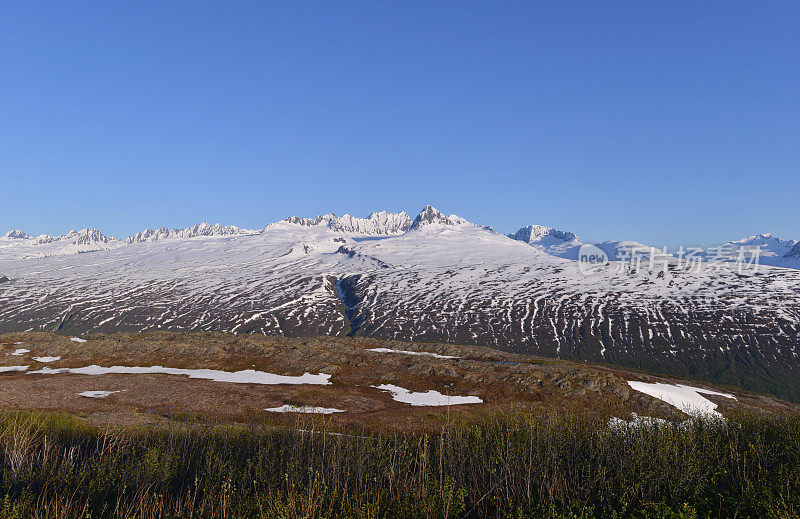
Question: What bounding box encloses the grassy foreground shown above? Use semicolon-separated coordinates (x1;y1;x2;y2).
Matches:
0;410;797;518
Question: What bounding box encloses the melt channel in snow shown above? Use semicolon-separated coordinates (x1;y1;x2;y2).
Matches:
373;384;483;406
627;381;736;417
29;365;332;385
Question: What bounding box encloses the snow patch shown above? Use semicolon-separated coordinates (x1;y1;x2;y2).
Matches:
373;384;483;406
70;337;87;343
627;381;736;417
29;365;332;385
33;356;61;363
366;347;458;359
264;405;344;414
0;366;28;373
78;390;122;399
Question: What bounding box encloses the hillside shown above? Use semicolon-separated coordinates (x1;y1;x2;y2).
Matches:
0;332;794;428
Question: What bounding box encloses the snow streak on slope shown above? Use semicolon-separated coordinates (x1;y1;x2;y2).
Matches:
2;207;800;401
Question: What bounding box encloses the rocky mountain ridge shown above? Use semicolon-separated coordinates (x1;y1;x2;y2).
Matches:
4;207;797;268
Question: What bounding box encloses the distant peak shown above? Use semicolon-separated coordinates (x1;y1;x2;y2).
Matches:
732;233;781;244
35;228;114;245
784;242;800;259
3;230;31;240
278;211;412;236
447;214;470;226
330;212;412;235
410;205;452;229
508;224;579;244
280;214;335;227
126;222;252;243
74;228;113;245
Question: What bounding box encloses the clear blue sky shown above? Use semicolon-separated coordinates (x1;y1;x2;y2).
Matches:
2;1;798;247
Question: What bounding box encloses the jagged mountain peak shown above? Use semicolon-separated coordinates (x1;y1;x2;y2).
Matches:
177;221;249;237
280;214;335;227
126;221;252;244
74;228;114;245
508;225;580;245
275;206;473;235
330;212;412;235
409;205;457;229
277;211;413;236
36;228;115;245
784;242;800;259
507;224;582;258
2;230;31;240
412;205;449;226
729;233;785;245
3;228;116;245
713;233;799;266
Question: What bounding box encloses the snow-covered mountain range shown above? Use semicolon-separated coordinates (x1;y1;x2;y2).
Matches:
5;212;797;268
2;206;799;401
506;226;800;269
0;228;119;258
0;212;418;260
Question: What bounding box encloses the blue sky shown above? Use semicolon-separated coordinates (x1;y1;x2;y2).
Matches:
1;1;798;247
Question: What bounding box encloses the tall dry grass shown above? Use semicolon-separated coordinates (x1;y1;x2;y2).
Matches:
0;409;796;517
